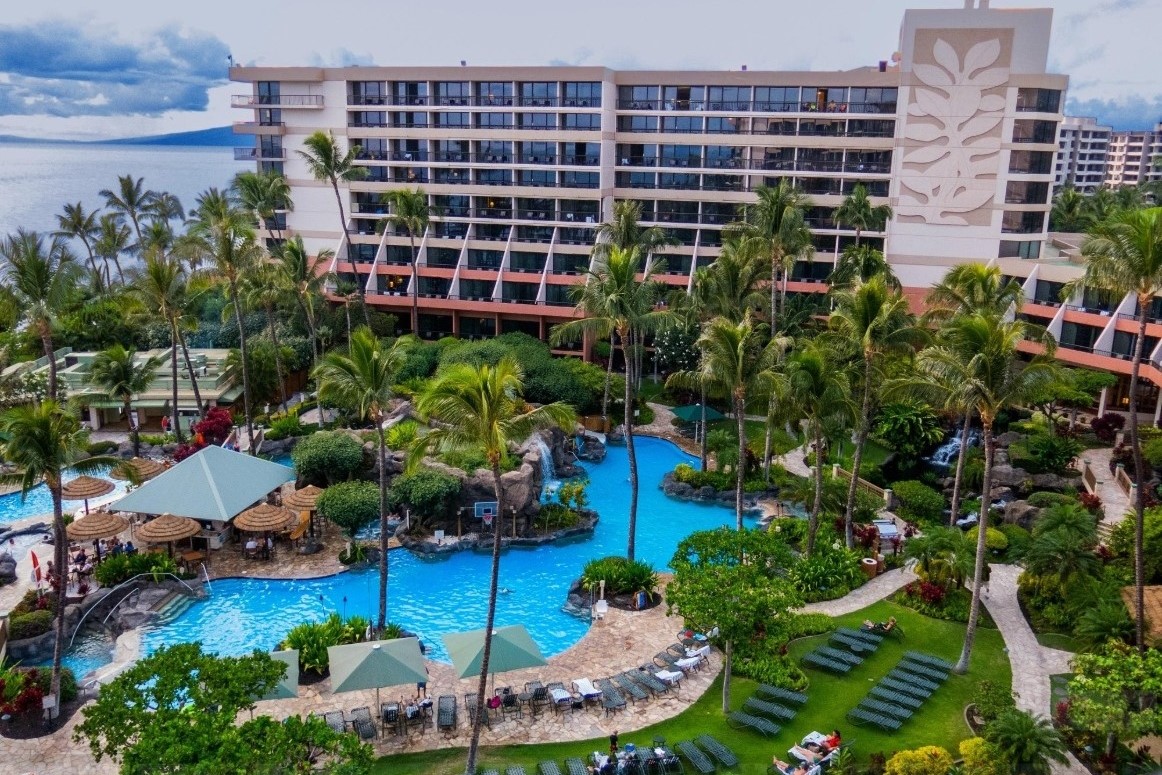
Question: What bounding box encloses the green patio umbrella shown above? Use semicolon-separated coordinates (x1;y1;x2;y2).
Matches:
671;404;726;423
327;638;428;710
442;625;547;691
259;649;300;702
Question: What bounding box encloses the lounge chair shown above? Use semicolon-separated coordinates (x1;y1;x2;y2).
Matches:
507;767;528;775
464;693;493;729
674;655;704;673
323;710;345;733
525;681;550;715
538;763;563;775
594;678;627;715
869;685;923;709
613;672;649;703
348;706;375;739
572;678;603;706
743;696;796;721
886;669;939;693
437;694;457;732
726;710;781;736
547;681;578;713
652;667;683;689
666;642;688;657
894;665;945;688
501;691;523;720
879;677;933;700
846;706;902;731
837;626;882;645
858;698;913;721
755;684;808;705
904;651;954;672
817;646;862;666
482;770;499;775
695;734;739;768
630;668;670;696
802;651;852;674
380;702;403;735
830;632;875;653
675;740;716;774
565;758;588;775
684;644;711;661
898;660;949;682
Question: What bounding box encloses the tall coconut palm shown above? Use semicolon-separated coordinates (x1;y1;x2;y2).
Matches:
275;236;331;364
296;131;368;322
0;229;79;397
87;345;165;455
233;170;293;241
827;277;923;548
135;256;206;427
144;191;185;224
726;180;813;328
0;402;117;717
833;182;893;246
1066;206;1162;650
54;202;103;282
911;313;1056;672
379;188;431;335
184;188;263;453
315;327;413;629
785;341;853;555
243;264;293;412
668;312;787;527
829;245;900;289
94;213;132;285
412;358;574;775
99;174;156;247
1050;185;1093;233
550;246;669;560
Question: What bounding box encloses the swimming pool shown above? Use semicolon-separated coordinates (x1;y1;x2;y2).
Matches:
72;437;755;672
0;467;131;525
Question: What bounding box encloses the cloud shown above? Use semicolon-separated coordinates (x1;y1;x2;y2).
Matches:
307;48;375;67
1066;94;1162;131
0;20;228;117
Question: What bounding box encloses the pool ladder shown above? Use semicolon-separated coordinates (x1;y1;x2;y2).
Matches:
201;563;212;594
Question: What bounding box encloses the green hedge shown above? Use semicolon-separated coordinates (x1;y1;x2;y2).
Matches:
86;440;118;455
580;556;658;596
893;479;946;524
389;470;461;524
291;431;365;485
317;481;380;539
9;609;54;640
93;552;179;587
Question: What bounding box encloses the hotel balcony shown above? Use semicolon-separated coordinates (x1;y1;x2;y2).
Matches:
232;121;286;135
231;94;324;109
234;147;286;161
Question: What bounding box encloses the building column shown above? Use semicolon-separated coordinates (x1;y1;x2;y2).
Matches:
1153;389;1162;425
1098;386;1108;418
88;406;101;430
451;311;460;337
538;316;546;342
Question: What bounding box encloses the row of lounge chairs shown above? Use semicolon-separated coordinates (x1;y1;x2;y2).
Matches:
846;651;953;732
728;683;809;737
802;627;885;673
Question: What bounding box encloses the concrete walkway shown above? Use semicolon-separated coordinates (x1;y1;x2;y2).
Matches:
774;443;813;479
1076;446;1132;529
802;566;917;616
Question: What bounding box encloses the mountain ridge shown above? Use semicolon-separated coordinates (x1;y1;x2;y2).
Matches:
0;126;235;147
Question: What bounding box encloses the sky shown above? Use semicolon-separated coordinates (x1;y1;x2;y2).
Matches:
0;0;1158;140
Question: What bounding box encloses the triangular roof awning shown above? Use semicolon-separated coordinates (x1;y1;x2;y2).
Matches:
111;446;294;522
671;404;726;423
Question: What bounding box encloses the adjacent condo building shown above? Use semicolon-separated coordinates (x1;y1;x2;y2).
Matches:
231;2;1162;417
1054;116;1111;193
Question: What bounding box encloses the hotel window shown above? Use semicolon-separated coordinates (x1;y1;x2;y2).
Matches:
520;142;556;163
616;171;657;188
617;115;658;132
563;142;599;165
478;141;512;163
476;82;514;106
618;85;659;109
617;143;657;166
475;169;512;186
707;86;751;111
434;112;469;127
348;81;386;106
434;81;470;105
1002;210;1047;234
392;111;428;128
349;111;387;128
1012;119;1058;143
808;87;849;112
519;82;557;106
1009;150;1054;175
257;81;280;105
658;172;699;189
706;117;742;134
657;200;699;223
518;169;555;187
660;144;701;167
562;113;601;130
998;240;1041;259
392;81;429;106
1016;88;1061;113
561;171;598;188
518;112;557;129
476;112;513;128
662;86;705;111
848;119;894;137
754;87;800;112
356;139;387;160
1004;180;1050;205
563;82;601;107
847;87;897;114
662;116;702;133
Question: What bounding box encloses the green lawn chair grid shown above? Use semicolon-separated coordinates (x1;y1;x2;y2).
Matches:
869;685;923;710
613;672;650;703
743;696;797;721
755;684;807;705
858;697;913;721
538;761;563;775
802;651;852;674
830;632;876;654
837;626;883;645
565;758;588;775
695;734;739;768
897;660;948;683
878;676;933;699
886;668;940;693
675;740;716;774
817;645;863;665
904;651;955;671
628;669;670;697
726;710;781;736
595;678;628;713
846;706;902;731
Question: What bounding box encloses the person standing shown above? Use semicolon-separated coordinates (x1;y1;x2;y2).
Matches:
609;730;619;754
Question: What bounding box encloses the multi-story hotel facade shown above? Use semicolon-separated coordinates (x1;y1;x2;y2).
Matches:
230;2;1162;419
1054;116;1111;193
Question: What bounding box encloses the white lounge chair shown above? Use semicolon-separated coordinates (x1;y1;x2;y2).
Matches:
675;656;703;673
654;669;682;686
593;599;608;619
572;678;602;701
685;644;711;660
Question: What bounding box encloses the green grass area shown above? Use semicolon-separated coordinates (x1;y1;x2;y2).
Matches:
371;602;1008;775
1035;632;1082;653
831;438;893;471
740;420;800;456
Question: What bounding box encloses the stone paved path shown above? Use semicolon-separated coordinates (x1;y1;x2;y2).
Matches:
802;566;916;616
774;443;813;479
1076;446;1132;529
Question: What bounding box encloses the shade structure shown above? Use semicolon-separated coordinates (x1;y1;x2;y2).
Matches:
259;649;300;701
442;624;547;680
670;404;726;423
328;638;428;709
61;476;115;502
234;502;296;532
136;513;201;544
112;446;294;522
109;457;166;482
283;485;324;511
66;511;129;541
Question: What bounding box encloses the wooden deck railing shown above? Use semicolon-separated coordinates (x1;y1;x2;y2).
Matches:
1115;465;1135;497
1080;460;1098;494
833;464;894;508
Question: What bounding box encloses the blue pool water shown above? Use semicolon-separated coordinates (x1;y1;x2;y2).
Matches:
0;467;131;525
71;437;754;673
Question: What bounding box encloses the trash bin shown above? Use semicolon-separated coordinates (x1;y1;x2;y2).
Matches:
860;557;878;579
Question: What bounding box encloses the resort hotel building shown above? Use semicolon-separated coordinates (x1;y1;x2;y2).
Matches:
230;1;1162;419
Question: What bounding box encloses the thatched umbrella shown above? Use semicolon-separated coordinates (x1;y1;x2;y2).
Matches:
283;485;325;537
136;513;201;558
109;457;166;482
61;475;115;514
234;503;296;533
66;511;129;541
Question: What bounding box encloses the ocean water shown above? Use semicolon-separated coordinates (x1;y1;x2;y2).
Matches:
0;143;246;238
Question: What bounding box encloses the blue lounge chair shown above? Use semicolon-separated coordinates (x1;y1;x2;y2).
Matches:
726;711;781;736
675;740;716;774
695;734;739;768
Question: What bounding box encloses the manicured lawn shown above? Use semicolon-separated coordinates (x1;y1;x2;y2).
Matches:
740;420;800;456
370;602;1009;775
831;438;893;471
1035;632;1081;653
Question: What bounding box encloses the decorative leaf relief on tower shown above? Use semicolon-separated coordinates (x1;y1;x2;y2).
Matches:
898;37;1008;226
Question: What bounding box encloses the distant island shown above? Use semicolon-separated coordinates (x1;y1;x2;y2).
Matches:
0;126;235;147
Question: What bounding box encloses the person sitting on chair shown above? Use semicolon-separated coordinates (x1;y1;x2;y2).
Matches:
772;758;809;775
862;616;896;633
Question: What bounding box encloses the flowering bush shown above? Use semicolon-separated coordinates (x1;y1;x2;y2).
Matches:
1091;413;1124;443
1078;491;1103;515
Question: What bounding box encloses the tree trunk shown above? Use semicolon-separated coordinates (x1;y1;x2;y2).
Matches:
843;355;874;549
700;384;708;472
267;306;288;413
602;340;614;423
409;233;419;335
806;424;824;556
955;418;994;674
176;326;206;421
763;397;774;485
40;328;58;400
332;181;371;327
623;330;639;561
111;255;126;285
465;459;507;775
949;414;972;526
721;639;733;714
293;294;319;366
344;301;353;342
49;483;66;717
169;328;183;444
770;249;779;328
376;425;389;630
735;392;747;530
126;398;140;457
230;283;257;455
1129;299;1149;651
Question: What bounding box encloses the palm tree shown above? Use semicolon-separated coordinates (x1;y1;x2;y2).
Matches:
94;213;132;285
785;341;852;555
829;245;900;289
412;358;574;775
0;229;79;397
184;188;264;453
0;401;116;717
135;256;206;428
244;264;293;412
315;327;413;629
144;191;185;224
986;710;1068;775
827;277;923;548
379;188;431;335
669;313;787;527
233;170;292;241
87;345;165;456
296;131;368;322
275;236;331;364
726;180;813;327
833;183;893;245
550;246;669;560
54;202;103;282
1050;185;1093;233
1067;206;1162;650
99;174;156;247
912;313;1056;672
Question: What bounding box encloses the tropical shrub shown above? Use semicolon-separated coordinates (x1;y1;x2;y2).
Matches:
1090;412;1124;443
731;645;809;691
1109;505;1162;583
317;481;380;540
93;552;180;587
786;546;864;602
389;470;461;527
86;440;118;455
265;415;306;441
895;582;975;622
1077;491;1102;515
384;419;419;450
279;613;370;676
893;480;946;524
557;480;589;511
1023;433;1083;473
973;679;1017;724
580;556;658;596
872;401;944;467
959;738;1005;775
1027;491;1077;509
536;503;581;531
8;609;54;640
884;746;954;775
996;524;1031;560
291;431;365;485
967;525;1009;552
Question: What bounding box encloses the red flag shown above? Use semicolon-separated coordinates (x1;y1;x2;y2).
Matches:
30;550;41;583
